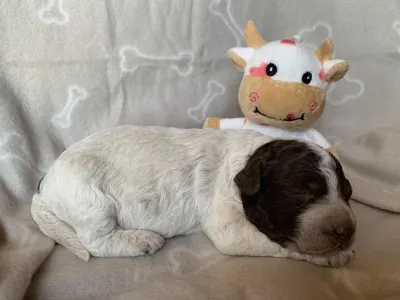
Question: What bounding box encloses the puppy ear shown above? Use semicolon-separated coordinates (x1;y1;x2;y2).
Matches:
234;159;262;196
343;179;353;200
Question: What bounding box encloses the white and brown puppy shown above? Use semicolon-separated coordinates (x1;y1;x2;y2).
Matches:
31;125;356;267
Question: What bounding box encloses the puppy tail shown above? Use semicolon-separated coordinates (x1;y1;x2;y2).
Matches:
31;192;90;261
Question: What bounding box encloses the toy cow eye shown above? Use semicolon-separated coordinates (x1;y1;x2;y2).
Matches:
266;63;278;76
302;72;312;84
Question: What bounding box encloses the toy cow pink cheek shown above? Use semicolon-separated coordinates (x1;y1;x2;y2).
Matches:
203;20;350;159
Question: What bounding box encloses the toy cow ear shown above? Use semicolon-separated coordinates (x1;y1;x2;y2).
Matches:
227;47;255;71
323;59;349;82
315;38;333;63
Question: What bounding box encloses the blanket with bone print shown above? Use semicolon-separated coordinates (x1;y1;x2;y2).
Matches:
1;1;400;300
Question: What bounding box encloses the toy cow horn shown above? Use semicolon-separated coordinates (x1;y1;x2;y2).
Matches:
315;38;334;62
245;20;266;48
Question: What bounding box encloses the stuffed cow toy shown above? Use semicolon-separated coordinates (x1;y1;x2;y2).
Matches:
203;20;349;158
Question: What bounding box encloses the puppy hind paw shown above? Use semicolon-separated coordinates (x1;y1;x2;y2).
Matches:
135;230;165;255
328;250;355;268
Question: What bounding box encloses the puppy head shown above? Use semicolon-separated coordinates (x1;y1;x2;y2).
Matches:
234;139;356;255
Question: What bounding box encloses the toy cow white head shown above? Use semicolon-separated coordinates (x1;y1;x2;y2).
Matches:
228;20;349;130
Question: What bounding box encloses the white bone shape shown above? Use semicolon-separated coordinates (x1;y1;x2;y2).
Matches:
0;132;42;174
84;30;110;56
51;85;88;129
119;46;194;76
327;76;365;106
187;80;225;122
299;22;333;49
209;0;244;46
38;0;69;26
392;21;400;53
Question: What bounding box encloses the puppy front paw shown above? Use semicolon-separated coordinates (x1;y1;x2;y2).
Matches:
135;230;165;255
308;250;355;268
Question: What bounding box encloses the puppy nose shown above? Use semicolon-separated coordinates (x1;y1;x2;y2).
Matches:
333;224;355;244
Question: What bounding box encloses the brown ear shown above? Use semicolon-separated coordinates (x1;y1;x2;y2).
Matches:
315;38;333;63
325;61;349;82
234;159;262;196
227;49;247;70
245;20;267;48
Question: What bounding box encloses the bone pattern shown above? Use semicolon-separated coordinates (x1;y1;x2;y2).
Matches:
119;46;194;76
38;0;69;25
392;21;400;53
0;132;42;175
51;86;88;129
187;81;226;122
299;22;333;48
327;77;365;106
84;30;110;56
209;0;244;46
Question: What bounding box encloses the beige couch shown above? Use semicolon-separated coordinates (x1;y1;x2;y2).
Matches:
1;1;400;299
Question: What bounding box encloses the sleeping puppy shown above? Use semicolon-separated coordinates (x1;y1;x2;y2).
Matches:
31;125;356;267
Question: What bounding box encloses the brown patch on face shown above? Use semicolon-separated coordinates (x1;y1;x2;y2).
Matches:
238;76;325;130
234;139;329;245
235;139;356;254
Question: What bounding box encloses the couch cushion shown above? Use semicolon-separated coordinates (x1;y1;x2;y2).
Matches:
25;201;400;300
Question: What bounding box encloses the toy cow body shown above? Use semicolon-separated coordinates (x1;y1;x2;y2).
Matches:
211;117;332;150
204;21;349;158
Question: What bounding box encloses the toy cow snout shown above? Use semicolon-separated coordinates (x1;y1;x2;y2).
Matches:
238;76;326;129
